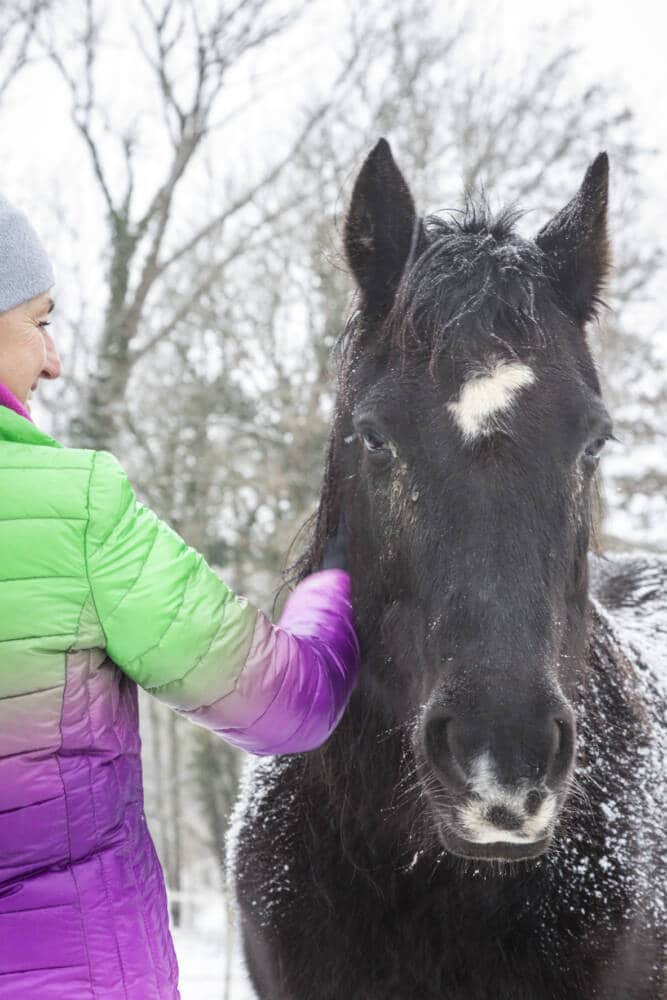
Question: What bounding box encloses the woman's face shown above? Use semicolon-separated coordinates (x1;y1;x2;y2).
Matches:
0;292;61;410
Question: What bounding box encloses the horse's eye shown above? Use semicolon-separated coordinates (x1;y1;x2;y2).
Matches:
582;436;608;468
361;429;389;456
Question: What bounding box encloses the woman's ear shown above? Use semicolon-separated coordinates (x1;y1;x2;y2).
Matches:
535;153;610;326
345;138;418;318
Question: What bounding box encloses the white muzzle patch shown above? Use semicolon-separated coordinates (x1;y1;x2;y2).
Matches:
448;361;534;442
458;752;556;844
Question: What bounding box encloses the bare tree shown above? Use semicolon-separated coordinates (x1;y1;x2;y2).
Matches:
38;0;369;452
0;0;52;103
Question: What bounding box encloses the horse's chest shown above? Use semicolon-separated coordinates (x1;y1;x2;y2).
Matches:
233;763;662;1000
236;801;583;999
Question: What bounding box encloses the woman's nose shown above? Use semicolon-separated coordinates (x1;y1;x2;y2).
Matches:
41;331;62;380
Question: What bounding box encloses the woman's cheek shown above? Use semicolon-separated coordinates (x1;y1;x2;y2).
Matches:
14;331;44;393
26;329;46;370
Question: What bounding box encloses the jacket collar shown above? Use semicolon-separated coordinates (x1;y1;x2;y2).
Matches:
0;382;32;421
0;402;62;448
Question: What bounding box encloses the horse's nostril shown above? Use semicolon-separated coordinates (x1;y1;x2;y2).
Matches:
555;719;563;749
549;713;576;784
424;712;467;789
525;789;544;815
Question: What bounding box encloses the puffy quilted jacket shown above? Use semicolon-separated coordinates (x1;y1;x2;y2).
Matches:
0;398;359;998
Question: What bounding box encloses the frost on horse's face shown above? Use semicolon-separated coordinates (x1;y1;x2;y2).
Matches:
339;140;612;861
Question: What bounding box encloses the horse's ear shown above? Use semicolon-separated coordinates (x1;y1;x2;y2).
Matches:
535;153;610;325
345;138;417;317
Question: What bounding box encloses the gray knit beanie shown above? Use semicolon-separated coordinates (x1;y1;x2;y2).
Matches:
0;194;55;314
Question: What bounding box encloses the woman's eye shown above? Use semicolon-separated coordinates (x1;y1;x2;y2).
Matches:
38;321;51;329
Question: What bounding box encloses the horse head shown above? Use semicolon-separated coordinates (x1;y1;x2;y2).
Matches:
327;139;613;862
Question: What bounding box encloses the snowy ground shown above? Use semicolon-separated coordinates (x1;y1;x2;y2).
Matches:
170;893;255;1000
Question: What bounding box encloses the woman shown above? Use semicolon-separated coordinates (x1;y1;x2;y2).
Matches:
0;193;360;999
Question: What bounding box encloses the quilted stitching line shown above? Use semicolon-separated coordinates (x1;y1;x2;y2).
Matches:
0;465;92;471
0;963;90;976
0;632;74;643
144;579;231;691
81;652;130;998
101;519;160;627
84;453;163;637
83;452;107;647
0;684;63;701
56;652;95;998
72;591;92;652
217;619;294;730
128;559;199;672
178;611;273;716
94;472;135;553
0;516;88;522
114;773;163;994
102;674;162;993
0;576;83;583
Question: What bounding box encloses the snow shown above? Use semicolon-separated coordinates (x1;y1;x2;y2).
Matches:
170;752;298;998
586;565;667;928
591;552;667;682
171;893;256;1000
168;755;287;999
174;927;255;1000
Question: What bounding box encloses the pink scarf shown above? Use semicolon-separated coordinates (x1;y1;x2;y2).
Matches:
0;383;33;422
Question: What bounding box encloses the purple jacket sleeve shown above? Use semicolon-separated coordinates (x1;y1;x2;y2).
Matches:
178;568;361;755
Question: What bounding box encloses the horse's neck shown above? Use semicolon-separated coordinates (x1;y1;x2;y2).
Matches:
311;657;399;778
305;662;422;866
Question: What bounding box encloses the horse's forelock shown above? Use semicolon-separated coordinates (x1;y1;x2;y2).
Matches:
385;208;554;367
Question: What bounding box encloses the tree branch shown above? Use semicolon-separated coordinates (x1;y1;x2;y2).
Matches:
43;1;117;218
0;1;52;103
155;100;338;277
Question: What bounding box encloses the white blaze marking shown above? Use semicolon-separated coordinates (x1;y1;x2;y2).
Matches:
448;361;535;442
458;752;557;845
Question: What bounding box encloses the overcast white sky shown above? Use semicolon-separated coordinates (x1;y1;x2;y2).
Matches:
3;0;665;352
6;0;666;222
4;0;662;384
512;0;666;190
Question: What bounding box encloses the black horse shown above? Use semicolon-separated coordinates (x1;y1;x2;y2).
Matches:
230;141;666;1000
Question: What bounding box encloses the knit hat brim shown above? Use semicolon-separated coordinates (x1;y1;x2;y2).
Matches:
0;195;55;314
